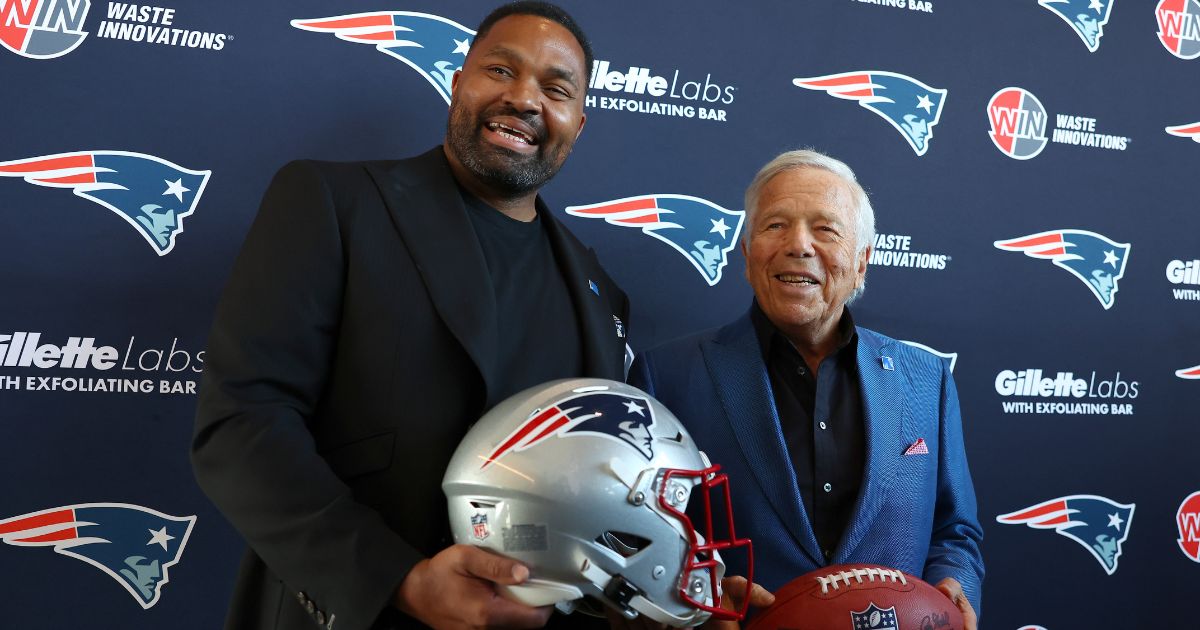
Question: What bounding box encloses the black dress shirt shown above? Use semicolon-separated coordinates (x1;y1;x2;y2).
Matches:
750;301;866;562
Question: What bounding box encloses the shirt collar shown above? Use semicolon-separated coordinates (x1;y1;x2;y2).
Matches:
750;299;858;363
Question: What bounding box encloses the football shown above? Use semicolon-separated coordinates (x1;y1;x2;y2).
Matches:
745;564;964;630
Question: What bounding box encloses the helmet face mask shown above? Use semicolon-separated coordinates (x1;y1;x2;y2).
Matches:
659;465;753;622
443;379;752;626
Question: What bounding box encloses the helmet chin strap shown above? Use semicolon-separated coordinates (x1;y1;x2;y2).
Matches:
579;558;713;627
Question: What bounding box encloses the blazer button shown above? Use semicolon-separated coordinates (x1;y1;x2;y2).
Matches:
823;482;832;493
306;600;315;614
297;592;308;606
316;611;326;625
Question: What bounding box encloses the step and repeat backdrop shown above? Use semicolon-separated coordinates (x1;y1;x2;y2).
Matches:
1;0;1196;627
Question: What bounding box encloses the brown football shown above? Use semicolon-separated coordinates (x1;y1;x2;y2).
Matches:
744;564;964;630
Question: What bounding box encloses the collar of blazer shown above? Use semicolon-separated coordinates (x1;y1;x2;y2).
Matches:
366;147;624;408
702;311;911;565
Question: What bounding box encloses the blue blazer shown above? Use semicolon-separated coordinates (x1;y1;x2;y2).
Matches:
630;311;984;613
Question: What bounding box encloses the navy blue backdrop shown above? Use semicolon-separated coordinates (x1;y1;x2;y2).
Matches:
1;1;1197;628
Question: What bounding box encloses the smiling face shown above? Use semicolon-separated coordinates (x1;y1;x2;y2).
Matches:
742;167;869;347
444;13;587;198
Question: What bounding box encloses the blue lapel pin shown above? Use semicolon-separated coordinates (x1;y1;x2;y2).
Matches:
881;356;895;371
588;279;600;296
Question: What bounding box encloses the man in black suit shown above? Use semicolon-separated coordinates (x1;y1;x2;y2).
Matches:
192;3;629;629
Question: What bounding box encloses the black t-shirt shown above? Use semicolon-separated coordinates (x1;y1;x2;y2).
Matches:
460;191;583;402
449;192;605;629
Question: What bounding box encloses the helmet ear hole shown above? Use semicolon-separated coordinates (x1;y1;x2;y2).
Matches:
597;530;653;558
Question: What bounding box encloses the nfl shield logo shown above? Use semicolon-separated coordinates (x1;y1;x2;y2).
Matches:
851;603;898;630
471;513;489;540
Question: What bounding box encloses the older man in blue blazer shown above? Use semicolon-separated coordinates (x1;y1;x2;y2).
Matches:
630;150;983;627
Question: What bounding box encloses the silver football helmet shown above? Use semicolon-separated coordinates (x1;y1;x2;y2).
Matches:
442;378;752;627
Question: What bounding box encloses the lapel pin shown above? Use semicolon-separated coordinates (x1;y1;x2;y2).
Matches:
588;279;600;296
881;356;895;371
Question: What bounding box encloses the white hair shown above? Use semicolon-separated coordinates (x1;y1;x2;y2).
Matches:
742;149;876;302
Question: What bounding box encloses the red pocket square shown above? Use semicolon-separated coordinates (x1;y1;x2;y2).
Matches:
903;438;929;455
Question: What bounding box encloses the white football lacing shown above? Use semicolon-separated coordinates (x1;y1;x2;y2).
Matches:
815;567;907;594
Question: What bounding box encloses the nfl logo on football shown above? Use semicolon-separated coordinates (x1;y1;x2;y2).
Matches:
852;603;898;630
471;513;489;541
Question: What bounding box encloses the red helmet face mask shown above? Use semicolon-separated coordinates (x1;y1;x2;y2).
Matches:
660;464;754;622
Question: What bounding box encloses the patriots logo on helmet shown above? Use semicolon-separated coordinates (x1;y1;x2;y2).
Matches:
0;151;210;255
0;0;91;59
997;495;1134;575
0;503;196;608
994;230;1130;309
793;71;947;156
1177;364;1200;379
1039;0;1114;52
566;195;744;286
482;391;657;469
291;12;475;105
1165;122;1200;142
1157;0;1200;60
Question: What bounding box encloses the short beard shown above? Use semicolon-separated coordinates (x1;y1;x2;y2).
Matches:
445;102;563;197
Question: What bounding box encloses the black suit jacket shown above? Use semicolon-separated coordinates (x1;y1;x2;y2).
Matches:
193;147;629;630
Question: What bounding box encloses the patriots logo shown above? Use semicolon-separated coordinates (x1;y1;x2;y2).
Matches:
1166;122;1200;142
0;503;196;608
997;495;1134;575
1177;364;1200;379
898;340;957;372
0;0;91;59
994;230;1130;309
793;71;947;156
1039;0;1114;52
482;391;657;469
0;151;209;255
291;12;475;105
565;195;744;286
850;603;898;630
